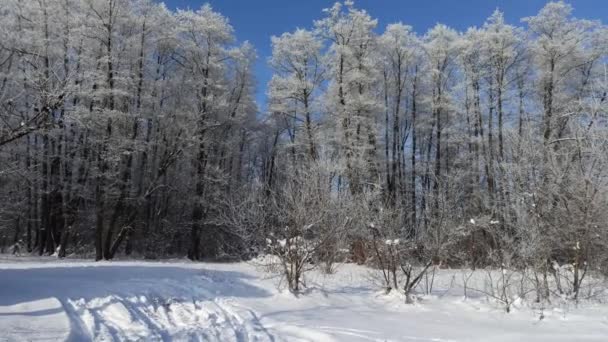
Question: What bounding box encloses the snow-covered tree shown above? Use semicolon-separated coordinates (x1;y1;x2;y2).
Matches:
268;29;324;163
378;23;418;206
315;1;382;195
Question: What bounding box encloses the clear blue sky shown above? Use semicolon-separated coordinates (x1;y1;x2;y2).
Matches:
161;0;608;110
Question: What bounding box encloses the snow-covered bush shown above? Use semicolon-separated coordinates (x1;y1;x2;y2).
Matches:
366;216;433;303
258;166;350;293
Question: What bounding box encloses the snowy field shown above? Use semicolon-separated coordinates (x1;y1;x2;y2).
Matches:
1;255;607;341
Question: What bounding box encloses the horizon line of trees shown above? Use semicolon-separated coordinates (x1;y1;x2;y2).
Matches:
0;0;606;291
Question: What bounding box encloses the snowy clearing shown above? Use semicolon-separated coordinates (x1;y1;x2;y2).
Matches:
1;256;607;342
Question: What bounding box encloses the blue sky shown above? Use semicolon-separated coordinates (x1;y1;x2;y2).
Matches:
162;0;608;110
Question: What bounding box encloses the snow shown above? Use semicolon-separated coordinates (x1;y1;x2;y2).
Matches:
1;255;607;341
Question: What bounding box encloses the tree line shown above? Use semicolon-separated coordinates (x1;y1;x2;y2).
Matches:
0;0;606;290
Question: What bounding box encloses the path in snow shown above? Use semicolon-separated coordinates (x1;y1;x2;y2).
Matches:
1;256;607;341
0;259;274;341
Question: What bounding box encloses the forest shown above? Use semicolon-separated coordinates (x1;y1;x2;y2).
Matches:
0;0;606;299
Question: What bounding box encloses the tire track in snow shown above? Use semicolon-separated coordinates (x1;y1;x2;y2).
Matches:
64;294;277;341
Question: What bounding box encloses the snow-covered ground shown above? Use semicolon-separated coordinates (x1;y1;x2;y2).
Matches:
1;255;607;341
